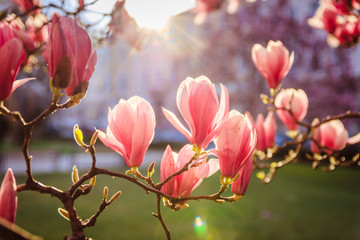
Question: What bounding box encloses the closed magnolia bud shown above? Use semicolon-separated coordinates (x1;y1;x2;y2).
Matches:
47;14;97;98
58;208;69;221
0;169;17;223
103;186;109;201
275;88;308;131
71;165;79;184
73;124;85;147
252;40;294;90
89;176;96;187
110;191;122;202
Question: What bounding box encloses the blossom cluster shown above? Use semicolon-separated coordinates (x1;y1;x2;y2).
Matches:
0;1;359;238
308;0;360;47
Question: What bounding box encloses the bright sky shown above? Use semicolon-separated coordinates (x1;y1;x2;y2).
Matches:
125;0;195;29
86;0;195;30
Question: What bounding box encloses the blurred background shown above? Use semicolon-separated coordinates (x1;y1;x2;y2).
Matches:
0;0;359;239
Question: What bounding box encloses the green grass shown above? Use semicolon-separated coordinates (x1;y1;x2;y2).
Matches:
14;164;360;240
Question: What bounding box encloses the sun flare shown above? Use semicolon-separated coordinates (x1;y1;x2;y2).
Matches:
125;0;195;30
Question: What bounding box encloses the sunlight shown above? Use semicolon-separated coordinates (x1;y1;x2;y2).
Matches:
125;0;195;30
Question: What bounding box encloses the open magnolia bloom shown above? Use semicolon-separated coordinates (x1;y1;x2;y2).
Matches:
213;110;257;179
275;88;308;131
163;76;229;151
0;169;17;224
98;96;156;168
252;40;294;90
160;144;219;210
311;119;348;154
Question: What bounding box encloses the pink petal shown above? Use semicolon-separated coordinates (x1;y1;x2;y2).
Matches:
97;128;129;165
10;78;35;94
129;110;155;167
0;39;23;101
163;108;192;143
177;79;196;135
213;84;229;126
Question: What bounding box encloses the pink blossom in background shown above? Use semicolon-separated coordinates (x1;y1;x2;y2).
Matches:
308;3;338;34
275;88;308;131
0;169;17;224
311;119;348;154
213;110;256;178
194;0;225;24
324;0;360;14
160;144;219;204
251;40;294;90
163;76;229;150
0;21;28;101
333;17;359;46
98;96;156;168
12;0;39;13
231;156;252;196
10;13;48;53
47;14;97;96
248;112;277;151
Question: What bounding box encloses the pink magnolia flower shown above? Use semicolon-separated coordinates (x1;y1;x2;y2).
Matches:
308;3;338;34
275;88;308;131
248;112;277;151
0;21;30;101
47;14;97;97
311;119;348;154
251;40;294;90
0;169;17;223
160;144;219;207
231;156;252;196
213;110;257;178
163;76;229;150
98;96;156;168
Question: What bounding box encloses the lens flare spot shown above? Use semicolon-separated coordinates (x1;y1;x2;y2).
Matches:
194;216;206;238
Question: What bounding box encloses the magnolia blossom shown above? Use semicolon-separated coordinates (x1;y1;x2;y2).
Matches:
47;14;97;97
275;88;308;131
231;156;252;196
163;76;229;150
0;21;32;101
0;169;17;223
308;3;338;34
248;112;277;151
98;96;156;168
311;119;348;154
308;1;360;47
214;110;257;178
160;144;219;207
252;40;294;90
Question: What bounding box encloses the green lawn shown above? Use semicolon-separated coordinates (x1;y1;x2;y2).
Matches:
14;164;360;240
